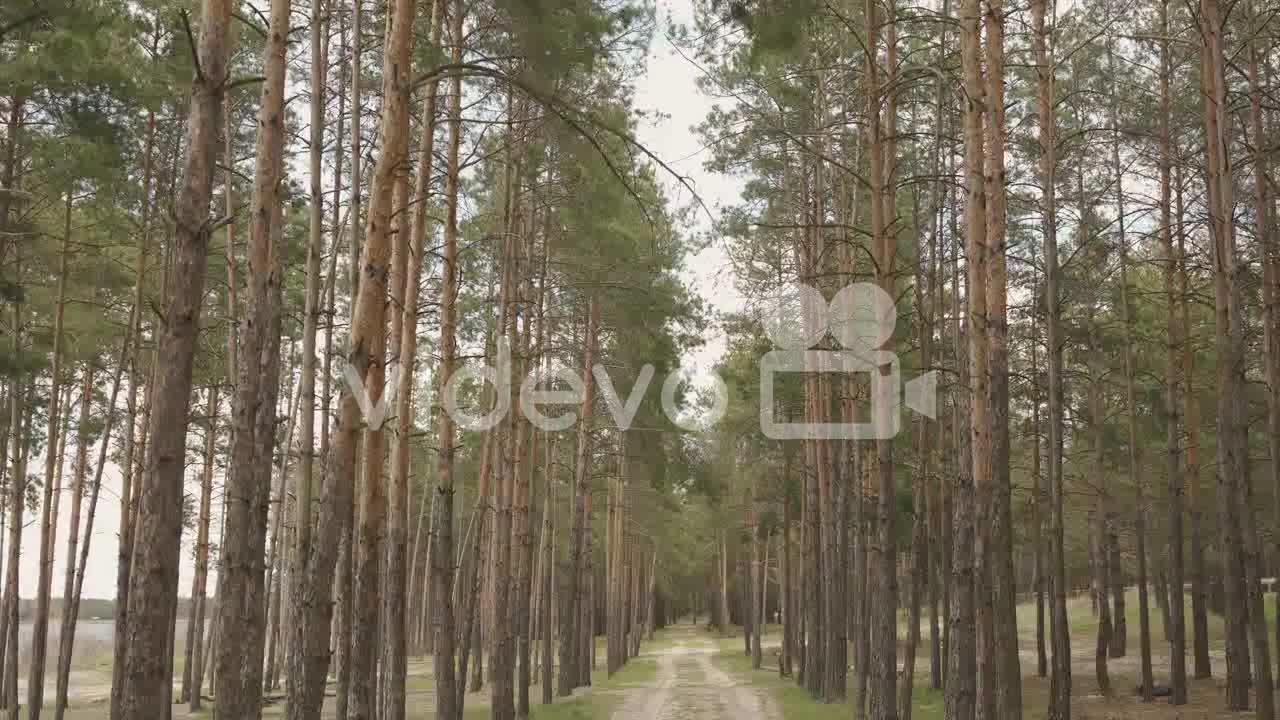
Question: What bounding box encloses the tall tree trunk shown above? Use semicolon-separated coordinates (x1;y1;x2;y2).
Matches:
290;0;327;701
29;190;73;720
539;433;556;706
924;31;946;689
429;0;465;715
0;282;16;707
1031;278;1046;681
285;0;415;715
514;340;539;718
490;143;525;720
1088;266;1112;696
781;462;793;678
1176;160;1210;680
187;387;217;711
110;105;156;720
866;1;899;716
55;317;131;720
901;187;934;720
580;488;595;684
558;296;598;696
1249;0;1280;698
608;455;622;675
720;534;730;636
382;1;443;716
1158;0;1187;701
347;0;417;713
214;0;292;710
1200;0;1273;707
1031;0;1070;709
750;474;762;670
51;366;93;718
982;3;1020;716
405;0;445;663
333;2;362;711
946;0;981;716
264;356;301;694
118;0;235;713
2;379;28;717
1109;35;1152;697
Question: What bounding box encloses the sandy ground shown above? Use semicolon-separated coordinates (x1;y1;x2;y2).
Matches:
610;633;779;720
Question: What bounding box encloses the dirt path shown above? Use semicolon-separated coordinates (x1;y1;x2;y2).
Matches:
610;635;779;720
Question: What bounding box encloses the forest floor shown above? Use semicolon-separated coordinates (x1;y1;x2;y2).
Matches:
608;628;780;720
710;589;1253;720
39;589;1270;718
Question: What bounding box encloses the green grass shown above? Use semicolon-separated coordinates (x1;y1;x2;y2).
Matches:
712;647;946;720
711;590;1253;720
522;657;657;719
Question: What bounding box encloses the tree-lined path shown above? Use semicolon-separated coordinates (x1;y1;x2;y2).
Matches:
610;627;778;720
3;0;1280;718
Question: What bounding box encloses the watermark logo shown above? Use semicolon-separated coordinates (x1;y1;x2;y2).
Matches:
342;361;402;431
758;282;936;440
340;337;727;433
338;282;934;439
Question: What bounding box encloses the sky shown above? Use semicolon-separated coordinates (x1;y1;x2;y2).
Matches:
633;0;746;378
17;0;742;602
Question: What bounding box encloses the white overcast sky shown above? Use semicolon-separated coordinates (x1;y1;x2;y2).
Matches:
21;0;740;601
634;0;745;377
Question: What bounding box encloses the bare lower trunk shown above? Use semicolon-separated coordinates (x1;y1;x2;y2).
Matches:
1;370;24;716
29;192;73;720
557;297;598;697
539;434;555;706
1175;162;1210;680
52;367;94;720
1090;339;1112;696
56;324;130;720
188;388;218;712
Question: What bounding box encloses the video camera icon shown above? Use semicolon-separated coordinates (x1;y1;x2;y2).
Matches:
758;283;937;441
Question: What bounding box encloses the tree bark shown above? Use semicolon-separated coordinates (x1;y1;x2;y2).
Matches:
1200;0;1273;707
186;387;218;711
1108;34;1151;697
2;379;28;717
285;0;417;716
558;296;598;696
946;0;981;716
117;1;234;713
29;190;73;720
51;365;93;719
539;433;556;706
428;1;465;715
1175;160;1210;680
332;4;361;714
347;0;418;712
1031;0;1070;709
1249;0;1280;699
1158;0;1187;700
982;3;1021;715
289;0;328;702
55;316;130;719
866;2;899;717
108;102;156;720
214;0;293;709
